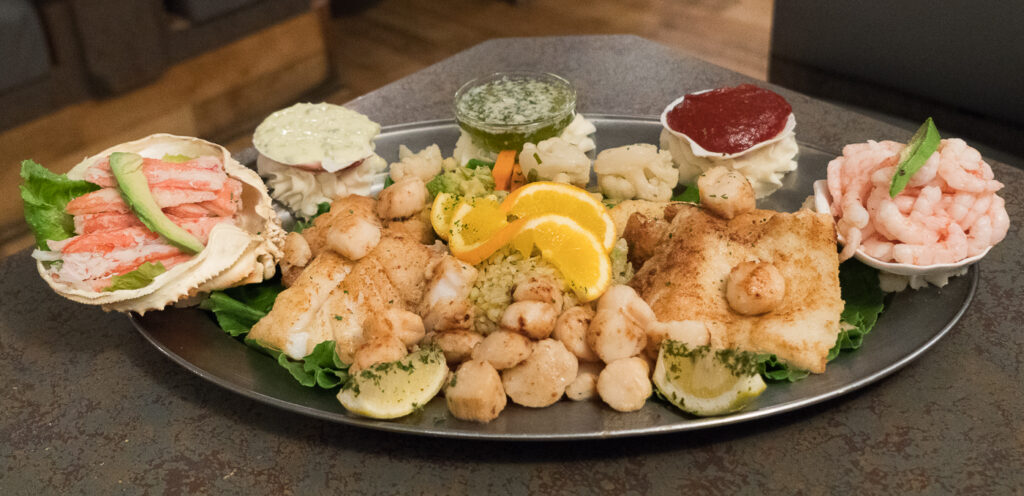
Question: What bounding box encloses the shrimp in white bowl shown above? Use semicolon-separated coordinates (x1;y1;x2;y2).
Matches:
817;137;1009;289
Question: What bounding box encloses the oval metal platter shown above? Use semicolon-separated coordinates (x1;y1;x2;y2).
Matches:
131;116;977;440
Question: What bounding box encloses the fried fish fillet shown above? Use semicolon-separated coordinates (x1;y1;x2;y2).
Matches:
304;233;442;361
626;204;843;373
248;251;353;358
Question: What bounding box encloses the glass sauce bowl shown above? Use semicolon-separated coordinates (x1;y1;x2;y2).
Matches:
454;71;577;154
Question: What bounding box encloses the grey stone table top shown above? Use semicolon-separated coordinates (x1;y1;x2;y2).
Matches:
2;35;1021;494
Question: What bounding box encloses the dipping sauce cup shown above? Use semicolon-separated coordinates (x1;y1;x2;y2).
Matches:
454;71;576;154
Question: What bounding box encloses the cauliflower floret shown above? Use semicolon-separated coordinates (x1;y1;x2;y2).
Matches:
558;114;597;153
593;144;677;201
389;144;444;183
660;128;798;199
452;132;498;166
519;137;591;187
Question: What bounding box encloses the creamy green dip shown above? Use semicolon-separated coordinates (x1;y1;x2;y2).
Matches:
253;103;380;172
454;73;576;153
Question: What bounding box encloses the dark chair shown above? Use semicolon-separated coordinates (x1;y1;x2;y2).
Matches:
770;1;1024;159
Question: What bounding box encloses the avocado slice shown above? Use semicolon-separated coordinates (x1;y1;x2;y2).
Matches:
889;117;941;197
109;152;205;254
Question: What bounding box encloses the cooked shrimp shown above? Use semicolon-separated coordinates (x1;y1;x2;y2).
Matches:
906;148;941;188
959;194;992;232
966;215;993;257
860;235;894;261
892;223;968;265
937;139;1002;193
876;200;940;246
988;196;1010;246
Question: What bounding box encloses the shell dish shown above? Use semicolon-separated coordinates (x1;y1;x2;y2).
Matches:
38;134;285;313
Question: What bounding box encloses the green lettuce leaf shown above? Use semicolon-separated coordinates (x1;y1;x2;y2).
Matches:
103;262;166;292
245;338;349;388
19;160;101;249
671;183;700;203
465;158;494;170
199;280;284;337
755;353;810;382
829;258;886;360
201;279;348;389
756;258;884;382
291;202;331;233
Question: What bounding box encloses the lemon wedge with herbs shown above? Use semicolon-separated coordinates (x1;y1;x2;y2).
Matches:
430;191;461;241
502;181;617;252
337;346;447;419
653;340;766;417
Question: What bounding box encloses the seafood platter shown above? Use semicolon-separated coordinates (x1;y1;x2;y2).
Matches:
19;72;1009;438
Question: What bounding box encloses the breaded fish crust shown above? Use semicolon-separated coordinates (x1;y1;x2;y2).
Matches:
248;251;353;358
626;204;843;373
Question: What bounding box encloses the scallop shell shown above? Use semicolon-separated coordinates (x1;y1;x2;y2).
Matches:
37;133;285;314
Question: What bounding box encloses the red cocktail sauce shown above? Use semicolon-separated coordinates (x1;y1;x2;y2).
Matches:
665;84;792;154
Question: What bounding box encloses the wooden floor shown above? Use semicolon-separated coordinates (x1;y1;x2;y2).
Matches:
1;0;773;258
324;0;772;100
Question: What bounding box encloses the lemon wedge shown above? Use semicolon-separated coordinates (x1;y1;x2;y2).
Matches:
653;340;766;417
502;181;617;252
448;196;526;264
511;214;612;302
429;191;461;241
337;346;448;419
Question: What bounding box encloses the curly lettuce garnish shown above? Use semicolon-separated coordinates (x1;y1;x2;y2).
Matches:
200;279;348;388
19;160;101;249
757;259;885;382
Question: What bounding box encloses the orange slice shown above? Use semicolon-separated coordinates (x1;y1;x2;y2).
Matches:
510;214;612;302
501;181;616;252
448;196;527;265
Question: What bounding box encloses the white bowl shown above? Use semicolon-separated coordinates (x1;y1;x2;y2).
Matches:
660;90;797;159
812;180;989;284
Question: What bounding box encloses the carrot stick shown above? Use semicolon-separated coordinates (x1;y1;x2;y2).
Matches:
492;150;516;191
